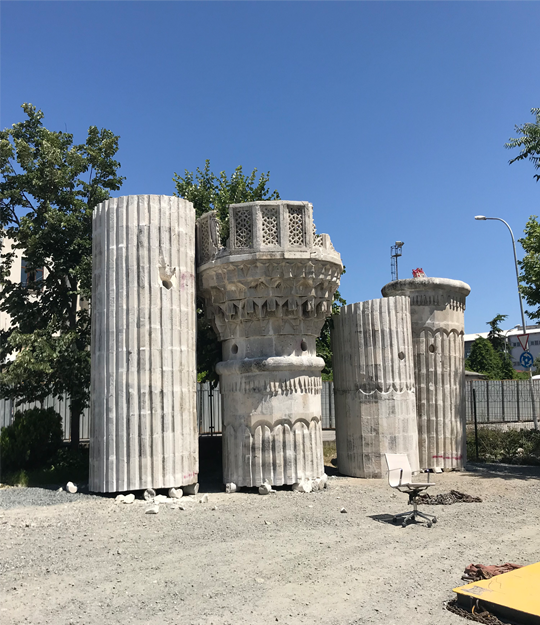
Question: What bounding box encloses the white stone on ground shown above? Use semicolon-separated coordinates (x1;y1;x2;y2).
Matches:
258;482;276;495
198;494;209;503
340;507;347;513
292;478;312;493
225;483;237;494
115;494;125;502
145;505;159;515
154;494;169;503
168;488;183;499
123;494;135;504
65;482;78;494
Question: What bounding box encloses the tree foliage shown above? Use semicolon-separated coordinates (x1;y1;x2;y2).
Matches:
466;337;505;380
0;103;124;447
486;314;515;379
518;215;540;320
173;159;281;244
466;315;517;380
506;107;540;182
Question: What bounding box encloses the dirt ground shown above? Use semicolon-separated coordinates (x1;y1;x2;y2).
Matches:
2;449;540;625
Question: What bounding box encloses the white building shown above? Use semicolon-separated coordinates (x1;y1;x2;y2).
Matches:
464;324;540;372
0;236;46;334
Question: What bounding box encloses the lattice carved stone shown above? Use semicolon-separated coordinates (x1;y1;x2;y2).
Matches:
234;207;253;248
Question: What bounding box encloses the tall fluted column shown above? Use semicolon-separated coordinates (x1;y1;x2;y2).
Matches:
197;202;342;487
381;278;471;470
332;297;419;478
90;195;198;493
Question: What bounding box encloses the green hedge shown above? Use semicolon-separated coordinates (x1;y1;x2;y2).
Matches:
0;407;63;472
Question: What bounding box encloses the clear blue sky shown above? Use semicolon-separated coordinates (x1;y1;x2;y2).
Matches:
2;1;539;333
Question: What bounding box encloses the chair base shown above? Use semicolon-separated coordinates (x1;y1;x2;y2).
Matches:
393;508;437;528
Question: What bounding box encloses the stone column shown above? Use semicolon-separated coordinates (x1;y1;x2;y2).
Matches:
381;278;471;470
90;195;198;493
197;202;342;487
332;297;419;478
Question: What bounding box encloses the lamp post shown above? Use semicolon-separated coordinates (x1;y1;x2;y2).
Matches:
475;215;538;429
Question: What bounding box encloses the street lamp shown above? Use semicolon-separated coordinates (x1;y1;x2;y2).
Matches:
474;216;527;334
475;215;538;429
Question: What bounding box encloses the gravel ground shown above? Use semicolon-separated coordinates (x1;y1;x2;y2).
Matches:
1;462;540;625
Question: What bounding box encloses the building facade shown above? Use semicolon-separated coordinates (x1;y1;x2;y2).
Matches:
464;324;540;372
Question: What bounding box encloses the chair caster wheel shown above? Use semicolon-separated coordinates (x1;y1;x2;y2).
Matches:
432;517;437;523
426;522;432;528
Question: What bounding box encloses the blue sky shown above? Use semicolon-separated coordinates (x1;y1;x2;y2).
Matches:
2;1;539;333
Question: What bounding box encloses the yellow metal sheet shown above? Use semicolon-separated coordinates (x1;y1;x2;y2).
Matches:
454;561;540;617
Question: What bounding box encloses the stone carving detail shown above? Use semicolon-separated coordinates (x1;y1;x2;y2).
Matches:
332;297;419;478
261;205;279;245
381;277;471;470
288;205;305;246
234;207;253;248
223;418;324;487
196;210;222;265
197;201;342;487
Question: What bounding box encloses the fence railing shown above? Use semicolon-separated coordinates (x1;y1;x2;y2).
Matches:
6;379;535;441
465;379;540;424
0;381;337;440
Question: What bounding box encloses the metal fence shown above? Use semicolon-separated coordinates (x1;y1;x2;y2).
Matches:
0;381;337;440
0;395;91;440
465;379;540;425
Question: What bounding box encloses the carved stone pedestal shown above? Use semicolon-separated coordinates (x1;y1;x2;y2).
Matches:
197;202;342;487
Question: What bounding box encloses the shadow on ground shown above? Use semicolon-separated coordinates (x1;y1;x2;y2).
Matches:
465;462;540;481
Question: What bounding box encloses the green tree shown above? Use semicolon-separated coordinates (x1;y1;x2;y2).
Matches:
518;216;540;320
486;314;515;379
0;103;124;448
506;107;540;182
465;336;504;379
506;109;540;321
174;160;281;244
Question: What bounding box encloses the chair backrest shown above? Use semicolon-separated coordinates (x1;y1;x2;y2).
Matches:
384;453;412;487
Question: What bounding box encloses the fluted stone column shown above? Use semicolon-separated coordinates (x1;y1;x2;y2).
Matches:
332;297;419;478
197;202;342;487
90;195;198;493
381;278;471;470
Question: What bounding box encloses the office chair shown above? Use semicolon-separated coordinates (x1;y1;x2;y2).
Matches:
384;453;437;528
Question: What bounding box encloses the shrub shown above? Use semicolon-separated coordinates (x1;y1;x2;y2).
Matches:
0;407;63;471
467;427;540;464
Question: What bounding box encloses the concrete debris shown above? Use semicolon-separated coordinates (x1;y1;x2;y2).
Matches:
258;482;276;495
199;494;209;504
225;483;237;494
183;483;199;496
211;506;218;510
168;488;183;499
56;487;63;493
340;507;347;514
123;494;135;504
292;479;312;493
144;488;156;501
145;505;159;515
154;494;169;504
65;482;78;494
115;494;125;502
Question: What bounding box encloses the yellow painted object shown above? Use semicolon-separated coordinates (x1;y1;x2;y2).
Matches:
454;561;540;624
